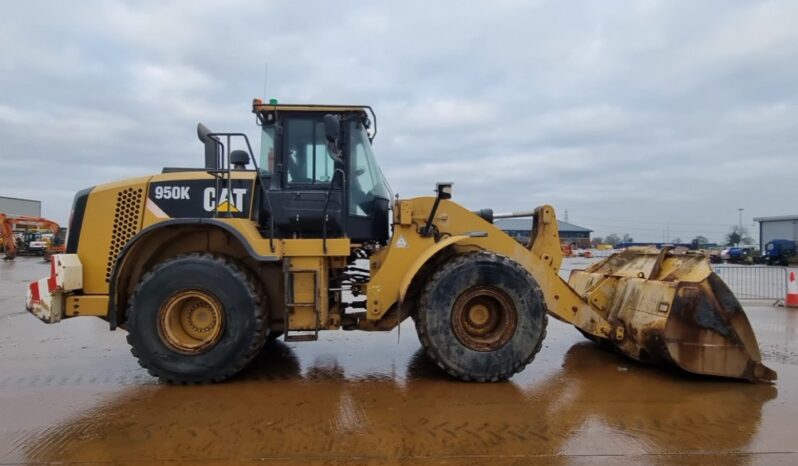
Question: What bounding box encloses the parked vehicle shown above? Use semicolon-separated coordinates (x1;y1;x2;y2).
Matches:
23;99;775;384
0;213;62;260
726;247;761;265
764;239;797;266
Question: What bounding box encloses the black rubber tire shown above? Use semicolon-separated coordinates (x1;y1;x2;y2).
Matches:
416;252;548;382
126;253;268;384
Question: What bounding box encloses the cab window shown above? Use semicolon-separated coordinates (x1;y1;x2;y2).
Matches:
259;126;276;173
285;119;334;185
348;120;391;216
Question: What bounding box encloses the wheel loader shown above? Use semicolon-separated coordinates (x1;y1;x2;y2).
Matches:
24;99;775;384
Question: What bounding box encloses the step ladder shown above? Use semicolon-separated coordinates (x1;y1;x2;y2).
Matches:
283;267;320;342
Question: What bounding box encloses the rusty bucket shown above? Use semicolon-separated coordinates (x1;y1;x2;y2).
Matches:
568;247;776;382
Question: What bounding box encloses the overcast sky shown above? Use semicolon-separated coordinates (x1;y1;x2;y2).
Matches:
1;0;796;243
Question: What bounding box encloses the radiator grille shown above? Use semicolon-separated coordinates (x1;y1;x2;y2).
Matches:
106;188;143;282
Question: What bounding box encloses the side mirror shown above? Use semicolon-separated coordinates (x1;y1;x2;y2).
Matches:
324;114;340;144
198;123;219;169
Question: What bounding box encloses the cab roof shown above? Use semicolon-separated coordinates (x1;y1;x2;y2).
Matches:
252;98;377;139
252;98;369;114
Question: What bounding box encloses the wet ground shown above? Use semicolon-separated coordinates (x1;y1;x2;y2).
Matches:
1;257;797;465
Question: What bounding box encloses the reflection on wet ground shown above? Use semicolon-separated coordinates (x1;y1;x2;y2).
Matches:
1;257;797;464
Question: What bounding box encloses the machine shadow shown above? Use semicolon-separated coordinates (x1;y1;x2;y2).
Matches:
21;341;777;465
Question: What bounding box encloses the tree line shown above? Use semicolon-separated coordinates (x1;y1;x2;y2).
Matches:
589;225;754;248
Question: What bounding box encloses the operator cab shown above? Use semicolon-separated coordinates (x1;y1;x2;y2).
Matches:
253;101;392;244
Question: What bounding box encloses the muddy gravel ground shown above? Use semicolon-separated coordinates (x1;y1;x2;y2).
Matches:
1;257;797;465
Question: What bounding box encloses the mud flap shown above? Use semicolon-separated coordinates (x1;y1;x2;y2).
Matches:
568;248;776;383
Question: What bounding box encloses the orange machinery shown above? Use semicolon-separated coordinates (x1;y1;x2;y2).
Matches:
0;213;62;261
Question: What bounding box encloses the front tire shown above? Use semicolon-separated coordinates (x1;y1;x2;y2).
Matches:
126;254;267;383
415;252;548;382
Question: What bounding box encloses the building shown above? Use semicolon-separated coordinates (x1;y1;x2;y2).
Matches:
494;218;592;248
0;196;41;217
753;215;798;251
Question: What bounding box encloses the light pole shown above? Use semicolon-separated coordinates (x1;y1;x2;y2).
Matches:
738;208;744;246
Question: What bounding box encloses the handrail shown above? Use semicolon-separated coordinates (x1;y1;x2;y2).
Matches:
321;168;345;254
205;132;275;253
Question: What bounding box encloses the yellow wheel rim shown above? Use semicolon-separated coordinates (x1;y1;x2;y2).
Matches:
158;290;224;354
451;286;518;352
468;304;490;326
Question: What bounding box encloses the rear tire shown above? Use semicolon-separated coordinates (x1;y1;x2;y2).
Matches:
415;252;548;382
126;253;267;384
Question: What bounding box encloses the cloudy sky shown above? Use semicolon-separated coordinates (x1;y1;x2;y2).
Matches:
1;0;796;243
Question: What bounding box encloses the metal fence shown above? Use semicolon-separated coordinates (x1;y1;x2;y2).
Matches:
712;265;789;302
560;258;790;302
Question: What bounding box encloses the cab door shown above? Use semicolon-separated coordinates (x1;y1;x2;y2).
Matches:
265;115;344;237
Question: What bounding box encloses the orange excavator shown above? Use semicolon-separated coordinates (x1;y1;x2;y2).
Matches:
0;213;62;261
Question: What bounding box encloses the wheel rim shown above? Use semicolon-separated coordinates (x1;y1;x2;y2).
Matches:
451;286;518;352
158;290;224;354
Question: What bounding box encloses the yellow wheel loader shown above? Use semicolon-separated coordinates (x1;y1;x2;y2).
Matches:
25;99;775;384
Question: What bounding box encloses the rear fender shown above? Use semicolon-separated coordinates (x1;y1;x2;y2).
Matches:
109;219;278;329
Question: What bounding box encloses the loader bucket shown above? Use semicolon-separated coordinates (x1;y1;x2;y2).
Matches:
568;247;776;382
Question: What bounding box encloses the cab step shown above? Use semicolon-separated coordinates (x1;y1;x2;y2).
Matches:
284;333;318;342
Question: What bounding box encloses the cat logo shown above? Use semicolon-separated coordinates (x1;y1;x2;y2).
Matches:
203;187;247;213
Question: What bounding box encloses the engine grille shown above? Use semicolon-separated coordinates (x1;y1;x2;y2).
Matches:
106;188;143;282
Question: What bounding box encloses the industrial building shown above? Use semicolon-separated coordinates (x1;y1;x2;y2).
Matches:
0;196;41;217
753;215;798;251
495;218;592;248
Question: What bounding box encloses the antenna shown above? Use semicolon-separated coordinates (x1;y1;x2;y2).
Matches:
263;60;269;102
564;209;569;222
